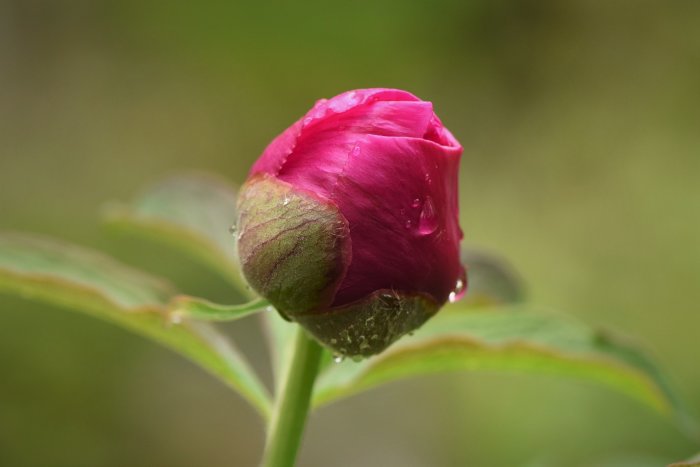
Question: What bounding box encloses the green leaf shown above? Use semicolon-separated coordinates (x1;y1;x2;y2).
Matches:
313;304;695;437
670;453;700;467
169;295;269;322
102;173;319;386
0;232;271;418
462;248;525;307
102;172;247;291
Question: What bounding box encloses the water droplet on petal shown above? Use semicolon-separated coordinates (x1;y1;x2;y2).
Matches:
302;116;313;126
449;267;468;303
351;144;361;157
404;219;413;229
333;354;345;364
412;198;421;208
228;224;237;236
417;196;438;235
282;196;290;206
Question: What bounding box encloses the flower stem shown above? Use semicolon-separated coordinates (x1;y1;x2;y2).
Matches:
261;326;323;467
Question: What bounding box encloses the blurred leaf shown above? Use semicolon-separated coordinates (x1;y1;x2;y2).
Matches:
0;232;271;418
0;232;175;308
670;453;700;467
101;173;303;391
313;303;695;437
462;248;525;307
102;172;247;291
170;295;269;321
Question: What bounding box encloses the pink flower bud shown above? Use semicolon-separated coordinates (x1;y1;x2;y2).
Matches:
237;88;465;357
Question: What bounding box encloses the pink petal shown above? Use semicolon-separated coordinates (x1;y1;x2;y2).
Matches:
329;134;462;306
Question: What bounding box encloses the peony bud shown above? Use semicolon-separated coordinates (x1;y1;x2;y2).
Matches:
236;88;465;357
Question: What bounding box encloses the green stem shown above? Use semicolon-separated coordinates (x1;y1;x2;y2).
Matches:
261;326;323;467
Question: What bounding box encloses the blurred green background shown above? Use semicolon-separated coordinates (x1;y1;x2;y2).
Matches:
1;1;699;466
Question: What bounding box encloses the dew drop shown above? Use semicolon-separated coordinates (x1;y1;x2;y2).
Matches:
333;354;345;364
449;267;468;303
302;116;313;126
282;196;290;206
169;312;183;325
351;144;361;157
404;219;413;229
417;196;438;235
228;224;237;236
412;198;421;208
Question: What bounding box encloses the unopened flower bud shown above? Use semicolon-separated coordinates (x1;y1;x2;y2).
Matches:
237;88;464;357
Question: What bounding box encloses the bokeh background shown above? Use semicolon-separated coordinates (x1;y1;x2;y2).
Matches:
1;1;699;466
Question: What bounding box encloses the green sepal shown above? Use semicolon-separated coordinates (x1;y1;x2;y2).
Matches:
236;175;351;317
296;290;440;358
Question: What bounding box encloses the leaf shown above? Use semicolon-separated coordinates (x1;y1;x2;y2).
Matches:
102;173;315;387
462;248;525;307
670;454;700;467
102;172;247;291
0;232;271;418
313;304;695;437
169;295;269;322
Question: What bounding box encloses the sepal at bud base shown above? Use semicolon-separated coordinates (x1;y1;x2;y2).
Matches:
236;175;351;318
296;290;440;357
